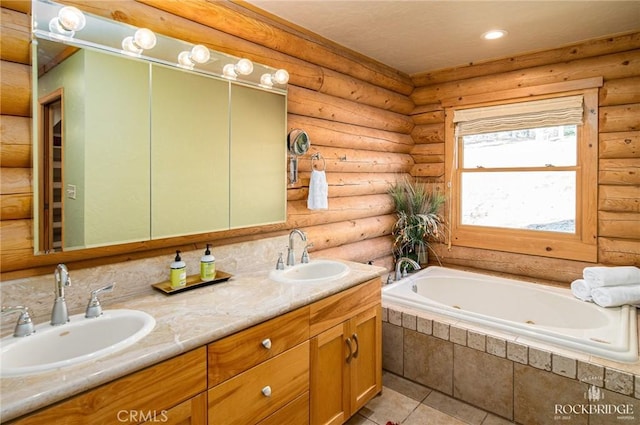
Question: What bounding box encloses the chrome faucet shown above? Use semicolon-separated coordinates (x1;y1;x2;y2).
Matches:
51;264;71;326
1;306;35;337
287;229;307;266
394;257;421;281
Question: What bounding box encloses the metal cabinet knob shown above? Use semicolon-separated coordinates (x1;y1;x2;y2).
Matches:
261;338;272;349
261;385;272;397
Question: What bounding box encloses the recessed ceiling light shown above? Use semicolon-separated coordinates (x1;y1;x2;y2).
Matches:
482;30;508;40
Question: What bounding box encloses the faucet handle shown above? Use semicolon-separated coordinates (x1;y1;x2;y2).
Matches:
85;283;116;319
2;306;35;337
275;252;285;270
301;243;313;264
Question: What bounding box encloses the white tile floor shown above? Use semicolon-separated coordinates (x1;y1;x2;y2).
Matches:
347;371;516;425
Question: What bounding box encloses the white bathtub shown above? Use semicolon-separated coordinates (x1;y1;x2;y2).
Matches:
382;266;638;363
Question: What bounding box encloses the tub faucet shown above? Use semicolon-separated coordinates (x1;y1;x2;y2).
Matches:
51;264;71;326
394;257;421;281
287;229;307;266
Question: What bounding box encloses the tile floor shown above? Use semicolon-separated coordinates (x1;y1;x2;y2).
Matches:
347;371;516;425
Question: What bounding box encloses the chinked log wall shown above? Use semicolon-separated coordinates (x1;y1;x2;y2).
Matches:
411;32;640;282
0;0;415;279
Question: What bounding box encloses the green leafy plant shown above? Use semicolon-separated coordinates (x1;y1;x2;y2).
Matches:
388;176;446;264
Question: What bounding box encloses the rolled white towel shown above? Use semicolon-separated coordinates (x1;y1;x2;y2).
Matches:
570;279;593;302
583;266;640;287
591;284;640;308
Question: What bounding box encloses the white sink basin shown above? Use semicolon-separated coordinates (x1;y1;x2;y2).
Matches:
269;260;350;283
0;309;155;377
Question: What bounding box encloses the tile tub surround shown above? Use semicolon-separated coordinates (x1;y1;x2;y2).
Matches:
382;304;640;423
0;236;387;422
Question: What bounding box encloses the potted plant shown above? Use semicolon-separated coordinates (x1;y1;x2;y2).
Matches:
388;176;446;266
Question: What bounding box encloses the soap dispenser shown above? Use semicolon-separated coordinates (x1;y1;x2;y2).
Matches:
200;244;216;281
170;250;187;289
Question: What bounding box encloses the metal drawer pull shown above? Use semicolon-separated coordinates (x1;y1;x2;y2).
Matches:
352;333;359;359
261;338;272;349
261;386;272;397
345;337;353;363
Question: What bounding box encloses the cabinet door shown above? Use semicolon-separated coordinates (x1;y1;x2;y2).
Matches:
142;393;207;425
349;305;382;414
310;322;350;425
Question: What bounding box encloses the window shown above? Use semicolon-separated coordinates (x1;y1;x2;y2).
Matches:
444;83;600;262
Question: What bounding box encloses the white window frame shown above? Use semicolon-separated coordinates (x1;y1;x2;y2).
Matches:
443;78;601;262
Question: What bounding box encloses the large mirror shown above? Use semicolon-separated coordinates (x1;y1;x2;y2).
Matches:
32;0;287;254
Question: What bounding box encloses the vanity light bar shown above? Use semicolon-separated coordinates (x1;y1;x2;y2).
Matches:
35;0;289;91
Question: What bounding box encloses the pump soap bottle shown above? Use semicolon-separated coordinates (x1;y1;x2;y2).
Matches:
200;244;216;281
170;250;187;289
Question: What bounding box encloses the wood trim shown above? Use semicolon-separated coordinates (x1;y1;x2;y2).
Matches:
444;87;599;263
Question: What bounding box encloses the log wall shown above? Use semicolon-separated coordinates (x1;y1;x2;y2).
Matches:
412;32;640;282
0;0;413;279
1;0;638;284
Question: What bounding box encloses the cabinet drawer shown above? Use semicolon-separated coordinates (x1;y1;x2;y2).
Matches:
257;392;309;425
208;306;309;386
208;341;309;425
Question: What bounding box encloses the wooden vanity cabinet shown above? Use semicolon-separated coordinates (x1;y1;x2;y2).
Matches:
309;278;382;425
10;347;207;425
9;277;382;425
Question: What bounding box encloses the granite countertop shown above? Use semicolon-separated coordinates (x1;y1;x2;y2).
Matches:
0;259;386;422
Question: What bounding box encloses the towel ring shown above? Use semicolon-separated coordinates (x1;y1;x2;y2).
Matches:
311;153;326;171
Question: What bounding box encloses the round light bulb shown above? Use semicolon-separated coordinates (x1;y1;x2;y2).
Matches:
260;73;273;87
58;6;86;32
236;58;253;75
134;28;157;50
273;69;289;85
223;63;237;79
122;36;142;54
190;45;210;64
178;51;194;69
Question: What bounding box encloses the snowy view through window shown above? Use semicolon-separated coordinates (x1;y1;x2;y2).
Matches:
460;125;577;233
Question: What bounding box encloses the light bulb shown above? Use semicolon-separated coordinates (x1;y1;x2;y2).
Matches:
48;6;85;37
178;51;194;69
58;6;86;32
122;28;156;55
235;58;253;75
273;69;289;85
134;28;156;50
260;73;273;87
223;63;237;79
190;45;210;64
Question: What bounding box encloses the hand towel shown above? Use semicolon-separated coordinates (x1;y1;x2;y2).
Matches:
591;284;640;308
583;266;640;287
307;169;328;210
570;279;593;302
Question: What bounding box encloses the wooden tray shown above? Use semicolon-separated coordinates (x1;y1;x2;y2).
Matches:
152;270;233;295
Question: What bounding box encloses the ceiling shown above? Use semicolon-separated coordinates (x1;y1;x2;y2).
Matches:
244;1;640;76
